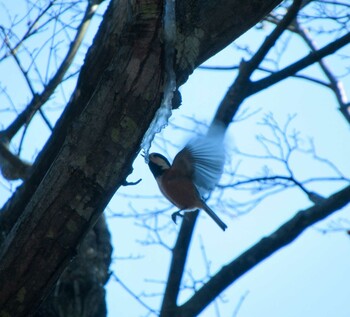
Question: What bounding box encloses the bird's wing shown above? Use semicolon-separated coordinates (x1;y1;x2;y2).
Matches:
171;147;194;178
172;129;225;195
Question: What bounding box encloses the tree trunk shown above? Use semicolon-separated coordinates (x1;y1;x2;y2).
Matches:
0;0;282;316
34;217;112;317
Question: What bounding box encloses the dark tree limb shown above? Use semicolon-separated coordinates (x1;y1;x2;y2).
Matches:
265;8;350;124
177;185;350;317
292;21;350;124
0;1;165;316
160;211;199;317
244;0;303;74
34;216;112;317
0;142;31;180
0;0;284;316
215;0;303;126
175;0;283;83
248;31;350;96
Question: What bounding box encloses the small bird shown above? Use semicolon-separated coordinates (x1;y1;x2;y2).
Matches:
147;128;227;231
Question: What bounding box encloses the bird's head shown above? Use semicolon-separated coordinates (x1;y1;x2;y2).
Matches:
148;153;171;177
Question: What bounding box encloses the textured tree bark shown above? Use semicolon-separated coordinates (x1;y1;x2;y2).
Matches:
175;0;282;82
0;1;164;315
0;0;283;316
34;216;112;317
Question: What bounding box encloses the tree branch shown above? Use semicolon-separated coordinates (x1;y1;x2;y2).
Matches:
160;211;199;317
244;0;303;73
0;141;31;180
178;185;350;316
214;0;302;126
293;21;350;124
248;31;350;96
0;1;100;141
175;0;283;83
0;1;164;315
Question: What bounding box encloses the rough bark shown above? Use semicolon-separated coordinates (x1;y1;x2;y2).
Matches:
0;0;283;316
34;216;112;317
175;0;282;82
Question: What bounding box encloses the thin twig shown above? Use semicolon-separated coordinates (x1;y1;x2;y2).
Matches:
248;31;350;96
112;273;159;316
178;185;350;316
292;20;350;123
0;1;99;140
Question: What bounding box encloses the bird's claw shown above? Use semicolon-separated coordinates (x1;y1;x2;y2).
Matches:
171;211;184;224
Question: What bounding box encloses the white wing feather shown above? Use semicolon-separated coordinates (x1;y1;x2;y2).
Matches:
185;127;225;195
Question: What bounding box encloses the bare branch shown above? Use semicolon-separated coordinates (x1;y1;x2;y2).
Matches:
122;178;142;186
178;185;350;316
160;211;199;317
213;113;349;216
199;64;331;88
215;0;303;126
248;31;350;96
292;20;350;123
4;1;56;58
112;273;159;316
244;0;303;74
0;141;31;180
0;1;100;141
232;291;250;317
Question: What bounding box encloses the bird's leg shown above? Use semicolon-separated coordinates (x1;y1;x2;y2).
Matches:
171;210;184;224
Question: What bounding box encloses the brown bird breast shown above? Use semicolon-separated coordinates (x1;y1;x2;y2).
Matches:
156;170;202;211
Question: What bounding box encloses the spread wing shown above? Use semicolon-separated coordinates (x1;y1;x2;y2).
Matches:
171;147;194;178
172;129;225;196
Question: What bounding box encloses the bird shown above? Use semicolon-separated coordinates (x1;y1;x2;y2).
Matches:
146;127;227;231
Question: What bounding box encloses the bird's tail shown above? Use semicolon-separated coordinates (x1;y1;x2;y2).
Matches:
201;201;227;231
